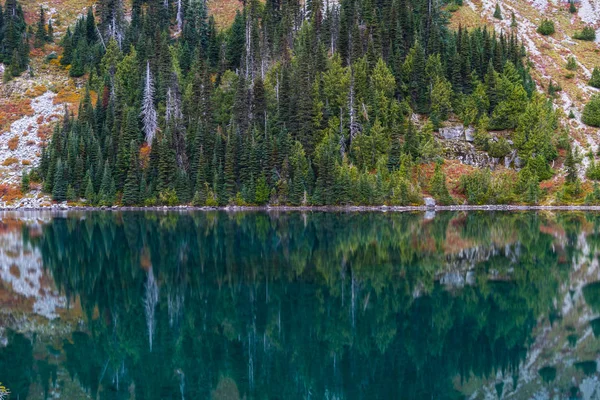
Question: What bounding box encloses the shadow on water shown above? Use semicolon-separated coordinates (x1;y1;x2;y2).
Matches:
3;211;600;398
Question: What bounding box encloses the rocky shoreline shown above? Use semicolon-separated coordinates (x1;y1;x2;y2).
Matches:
4;203;600;212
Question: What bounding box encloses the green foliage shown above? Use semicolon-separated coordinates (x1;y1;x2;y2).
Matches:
537;20;555;36
36;0;553;206
21;171;30;193
158;188;179;206
493;3;502;20
586;183;600;205
587;159;600;180
255;175;270;205
488;137;512;158
583;95;600;127
590;68;600;88
565;56;578;71
460;169;492;205
569;0;577;13
52;160;67;202
573;26;596;41
429;163;453;205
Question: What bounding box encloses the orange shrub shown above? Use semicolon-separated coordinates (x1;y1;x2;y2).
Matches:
21;160;31;165
2;157;18;166
8;136;19;151
0;185;22;202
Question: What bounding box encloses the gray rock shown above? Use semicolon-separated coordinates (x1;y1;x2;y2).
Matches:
440;272;465;287
443;141;497;169
465;126;475;142
440;126;464;140
424;210;436;220
424;197;436;208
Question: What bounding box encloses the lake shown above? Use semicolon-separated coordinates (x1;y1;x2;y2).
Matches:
1;211;600;399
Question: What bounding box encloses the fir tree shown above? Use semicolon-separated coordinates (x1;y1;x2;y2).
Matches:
430;162;453;205
34;6;46;48
122;140;140;205
493;4;502;20
21;170;29;193
569;0;577;13
589;67;600;88
52;159;67;201
99;160;116;206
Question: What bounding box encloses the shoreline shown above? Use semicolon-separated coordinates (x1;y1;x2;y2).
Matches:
3;204;600;212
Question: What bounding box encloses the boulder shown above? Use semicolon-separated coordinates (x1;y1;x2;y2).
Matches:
424;197;436;208
465;126;475;142
439;126;464;140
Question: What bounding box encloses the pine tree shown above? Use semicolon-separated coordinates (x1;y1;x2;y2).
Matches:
52;159;67;201
34;6;46;48
429;162;453;205
122;140;140;205
493;3;502;20
565;143;579;184
589;68;600;88
255;174;270;205
99;160;116;206
47;20;53;42
21;170;29;193
569;0;577;13
84;176;96;204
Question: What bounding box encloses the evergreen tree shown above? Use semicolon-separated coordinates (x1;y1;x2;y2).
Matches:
493;4;502;20
569;0;577;13
98;160;116;206
34;6;46;48
589;68;600;88
430;162;453;205
122;140;140;205
21;170;29;193
84;175;96;204
52;159;67;201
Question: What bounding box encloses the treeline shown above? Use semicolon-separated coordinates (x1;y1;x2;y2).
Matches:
0;0;29;79
37;0;563;206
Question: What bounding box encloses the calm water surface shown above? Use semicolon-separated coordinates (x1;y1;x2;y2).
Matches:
1;211;600;399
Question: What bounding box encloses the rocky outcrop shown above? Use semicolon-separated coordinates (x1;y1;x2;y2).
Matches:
0;92;63;186
442;140;500;169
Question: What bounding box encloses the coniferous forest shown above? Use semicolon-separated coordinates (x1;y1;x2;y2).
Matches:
33;0;570;206
0;0;30;79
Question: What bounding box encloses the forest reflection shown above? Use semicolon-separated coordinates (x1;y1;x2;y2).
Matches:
2;211;599;399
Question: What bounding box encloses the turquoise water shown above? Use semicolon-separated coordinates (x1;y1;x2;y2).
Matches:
1;211;600;399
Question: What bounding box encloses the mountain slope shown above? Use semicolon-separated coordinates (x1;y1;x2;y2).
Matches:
451;0;600;177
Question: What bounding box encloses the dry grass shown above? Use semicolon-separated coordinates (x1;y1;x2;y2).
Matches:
8;136;19;151
208;0;244;28
448;4;492;30
2;158;19;166
0;185;23;202
0;99;34;132
25;85;48;98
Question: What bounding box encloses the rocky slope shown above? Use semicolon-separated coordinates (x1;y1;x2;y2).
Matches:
451;0;600;179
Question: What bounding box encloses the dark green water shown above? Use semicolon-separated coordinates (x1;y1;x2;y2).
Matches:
3;211;600;399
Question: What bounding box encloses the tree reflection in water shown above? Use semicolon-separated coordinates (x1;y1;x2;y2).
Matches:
3;211;600;399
